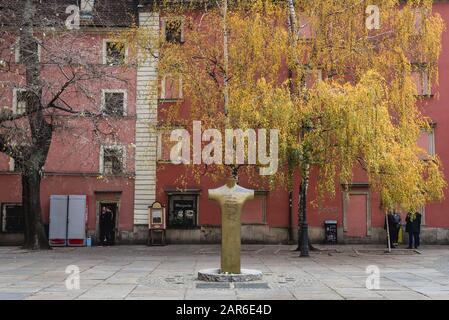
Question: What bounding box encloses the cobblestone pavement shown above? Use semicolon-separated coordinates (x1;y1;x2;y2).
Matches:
0;244;449;300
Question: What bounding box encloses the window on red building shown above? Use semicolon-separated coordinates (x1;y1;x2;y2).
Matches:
162;17;184;44
104;41;126;66
13;88;27;114
411;64;431;96
1;204;24;233
80;0;95;19
413;7;428;35
101;146;124;175
102;90;126;116
417;127;435;159
160;74;183;100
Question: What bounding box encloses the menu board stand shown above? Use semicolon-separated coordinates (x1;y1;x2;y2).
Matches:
148;202;166;246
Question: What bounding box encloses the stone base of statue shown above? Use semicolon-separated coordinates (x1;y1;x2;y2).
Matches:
198;268;263;282
197;178;263;282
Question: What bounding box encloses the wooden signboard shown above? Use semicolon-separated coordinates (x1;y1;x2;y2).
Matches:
148;202;166;246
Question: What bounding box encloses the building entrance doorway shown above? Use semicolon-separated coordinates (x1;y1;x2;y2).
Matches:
99;202;118;245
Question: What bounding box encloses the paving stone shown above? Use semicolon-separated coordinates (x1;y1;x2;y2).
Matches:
196;283;231;289
234;283;270;289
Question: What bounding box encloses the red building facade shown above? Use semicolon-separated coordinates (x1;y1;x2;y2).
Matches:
0;1;448;245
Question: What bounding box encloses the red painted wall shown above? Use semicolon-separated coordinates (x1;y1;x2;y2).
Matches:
0;32;138;235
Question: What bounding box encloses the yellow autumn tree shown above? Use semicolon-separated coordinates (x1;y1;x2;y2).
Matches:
122;0;446;256
287;0;445;255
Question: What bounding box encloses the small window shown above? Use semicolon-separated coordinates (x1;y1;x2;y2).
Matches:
1;204;24;233
80;0;95;19
418;127;435;158
13;88;27;114
162;18;184;44
160;74;183;100
411;65;431;96
104;41;126;66
102;90;126;116
413;8;428;35
101;146;124;175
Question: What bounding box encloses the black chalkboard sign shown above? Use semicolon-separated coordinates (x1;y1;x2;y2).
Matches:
324;220;338;244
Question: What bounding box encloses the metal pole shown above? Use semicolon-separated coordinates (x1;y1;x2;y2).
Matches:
385;210;391;253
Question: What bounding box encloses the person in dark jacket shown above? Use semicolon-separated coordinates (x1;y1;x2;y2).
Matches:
99;207;114;246
406;212;422;249
385;211;400;248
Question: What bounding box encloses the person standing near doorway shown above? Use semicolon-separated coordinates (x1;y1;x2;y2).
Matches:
99;206;114;246
406;211;422;249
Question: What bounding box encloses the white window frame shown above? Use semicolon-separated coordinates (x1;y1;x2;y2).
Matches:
99;144;126;175
412;65;431;96
1;203;23;233
80;0;95;18
161;17;185;43
12;88;27;114
160;74;183;100
14;37;41;63
101;89;127;116
419;127;435;156
102;39;128;65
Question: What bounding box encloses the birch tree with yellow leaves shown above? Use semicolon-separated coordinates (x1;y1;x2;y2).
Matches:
128;0;446;256
286;0;445;255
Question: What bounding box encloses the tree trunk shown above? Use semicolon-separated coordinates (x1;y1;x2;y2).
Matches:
19;0;52;250
296;164;310;256
22;171;49;249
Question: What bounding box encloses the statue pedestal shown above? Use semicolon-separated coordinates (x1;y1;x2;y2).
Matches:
198;178;263;282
